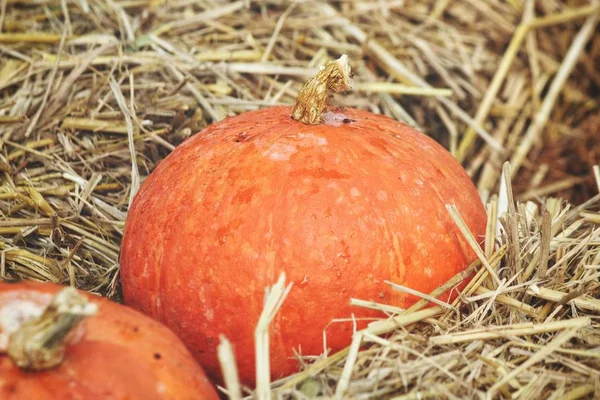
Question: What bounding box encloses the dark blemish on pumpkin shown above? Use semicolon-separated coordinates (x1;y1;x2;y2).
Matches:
4;384;17;393
154;353;162;360
342;118;355;124
234;132;250;142
289;168;350;180
133;326;139;332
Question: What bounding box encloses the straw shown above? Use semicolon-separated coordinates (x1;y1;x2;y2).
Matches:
1;1;599;398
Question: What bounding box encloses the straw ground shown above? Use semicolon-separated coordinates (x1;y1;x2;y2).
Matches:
0;1;599;399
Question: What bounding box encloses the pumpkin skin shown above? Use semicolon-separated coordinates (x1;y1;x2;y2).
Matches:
0;281;219;400
120;106;487;386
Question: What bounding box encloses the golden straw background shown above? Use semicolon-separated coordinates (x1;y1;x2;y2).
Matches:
0;0;599;398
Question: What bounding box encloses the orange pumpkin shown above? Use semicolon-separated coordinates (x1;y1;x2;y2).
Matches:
0;281;219;400
120;56;487;385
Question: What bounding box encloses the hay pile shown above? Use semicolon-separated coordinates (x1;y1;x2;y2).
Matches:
0;0;599;398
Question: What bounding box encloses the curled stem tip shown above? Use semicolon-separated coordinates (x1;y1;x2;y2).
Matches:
7;287;98;371
292;54;352;125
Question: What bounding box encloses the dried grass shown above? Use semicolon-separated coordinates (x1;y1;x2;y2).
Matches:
0;0;599;399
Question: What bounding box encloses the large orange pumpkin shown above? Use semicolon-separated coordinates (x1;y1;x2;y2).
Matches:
120;56;487;385
0;281;219;400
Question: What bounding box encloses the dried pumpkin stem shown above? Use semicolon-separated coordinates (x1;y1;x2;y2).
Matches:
291;54;352;124
7;287;98;371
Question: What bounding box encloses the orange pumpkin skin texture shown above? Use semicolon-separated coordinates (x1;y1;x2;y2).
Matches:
120;106;487;386
0;281;219;400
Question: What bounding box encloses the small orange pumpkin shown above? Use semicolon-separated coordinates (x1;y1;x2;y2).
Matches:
120;55;487;385
0;281;219;400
